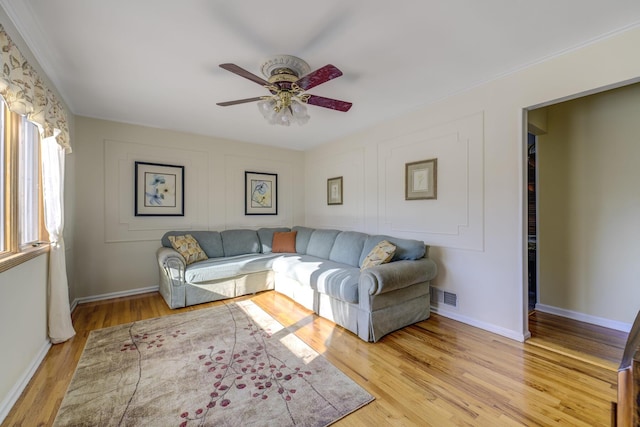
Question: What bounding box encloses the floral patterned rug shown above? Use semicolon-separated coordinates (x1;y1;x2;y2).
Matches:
54;300;373;426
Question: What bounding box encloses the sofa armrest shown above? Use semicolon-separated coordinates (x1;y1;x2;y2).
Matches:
359;257;437;296
157;247;186;286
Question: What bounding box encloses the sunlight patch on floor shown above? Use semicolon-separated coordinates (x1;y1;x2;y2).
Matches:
235;299;318;364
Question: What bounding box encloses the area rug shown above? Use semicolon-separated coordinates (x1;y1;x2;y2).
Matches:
54;300;373;426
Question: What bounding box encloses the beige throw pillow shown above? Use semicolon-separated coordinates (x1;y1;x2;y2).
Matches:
361;240;396;270
168;234;208;265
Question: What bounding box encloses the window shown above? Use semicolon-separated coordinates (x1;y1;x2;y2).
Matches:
19;115;41;246
0;106;4;253
0;101;48;271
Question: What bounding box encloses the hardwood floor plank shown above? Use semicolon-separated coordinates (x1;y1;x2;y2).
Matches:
528;310;627;370
2;291;620;426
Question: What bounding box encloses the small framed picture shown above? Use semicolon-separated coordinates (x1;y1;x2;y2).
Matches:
245;171;278;215
327;176;343;205
135;161;184;216
405;158;437;200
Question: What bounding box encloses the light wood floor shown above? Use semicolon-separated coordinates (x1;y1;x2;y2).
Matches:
528;310;627;371
3;291;620;426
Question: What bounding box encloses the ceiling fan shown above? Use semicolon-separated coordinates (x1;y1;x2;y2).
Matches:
217;55;352;126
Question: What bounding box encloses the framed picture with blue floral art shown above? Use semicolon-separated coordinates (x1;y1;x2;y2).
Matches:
245;171;277;215
134;161;184;216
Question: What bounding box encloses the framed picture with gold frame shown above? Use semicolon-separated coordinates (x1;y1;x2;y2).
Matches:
405;158;437;200
327;176;343;205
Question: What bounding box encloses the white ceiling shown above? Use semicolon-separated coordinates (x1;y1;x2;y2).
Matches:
2;1;640;151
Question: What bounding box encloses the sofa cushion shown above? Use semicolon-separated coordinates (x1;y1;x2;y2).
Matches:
185;253;280;283
359;235;426;266
292;226;314;254
168;234;209;265
306;229;341;259
257;227;291;253
272;231;297;253
329;231;368;267
272;255;360;304
162;231;224;258
361;240;396;270
221;229;261;257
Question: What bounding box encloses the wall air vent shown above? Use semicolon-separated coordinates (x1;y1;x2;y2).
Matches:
443;291;457;307
430;286;458;309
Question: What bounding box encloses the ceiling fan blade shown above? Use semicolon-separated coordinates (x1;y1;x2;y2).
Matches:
305;95;352;112
219;63;270;86
217;97;263;107
295;64;343;91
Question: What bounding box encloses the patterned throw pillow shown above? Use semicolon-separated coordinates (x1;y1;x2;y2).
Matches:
272;231;297;253
361;240;396;270
168;234;208;265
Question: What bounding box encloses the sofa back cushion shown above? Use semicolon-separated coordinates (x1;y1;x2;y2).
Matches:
306;229;341;259
257;227;291;253
221;229;261;257
359;235;426;266
329;231;368;267
162;231;224;258
292;226;315;254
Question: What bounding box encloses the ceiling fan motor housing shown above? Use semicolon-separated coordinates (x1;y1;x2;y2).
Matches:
268;69;299;84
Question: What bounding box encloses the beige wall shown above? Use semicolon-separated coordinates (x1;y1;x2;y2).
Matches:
305;27;640;339
537;83;640;325
72;117;305;300
0;255;48;420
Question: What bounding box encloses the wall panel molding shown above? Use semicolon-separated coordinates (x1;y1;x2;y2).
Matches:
304;148;366;231
376;112;484;250
222;154;294;229
104;139;209;243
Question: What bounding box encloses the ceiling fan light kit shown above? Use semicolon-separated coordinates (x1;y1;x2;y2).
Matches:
257;95;310;126
217;54;352;127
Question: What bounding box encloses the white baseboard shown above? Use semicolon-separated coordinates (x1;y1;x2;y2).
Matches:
535;304;632;333
0;340;51;425
431;306;527;342
71;286;159;311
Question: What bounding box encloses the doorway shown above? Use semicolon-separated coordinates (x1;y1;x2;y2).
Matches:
524;82;640;367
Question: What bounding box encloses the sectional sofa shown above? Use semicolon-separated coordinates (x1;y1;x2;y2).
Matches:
156;226;437;342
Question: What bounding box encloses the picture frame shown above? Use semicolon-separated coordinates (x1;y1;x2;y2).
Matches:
135;161;185;216
327;176;343;205
245;171;278;215
405;158;437;200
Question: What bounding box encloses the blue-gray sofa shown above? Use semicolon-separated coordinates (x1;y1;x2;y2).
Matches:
156;226;437;342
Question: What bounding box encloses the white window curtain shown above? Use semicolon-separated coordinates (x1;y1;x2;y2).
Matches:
41;136;75;343
0;24;75;343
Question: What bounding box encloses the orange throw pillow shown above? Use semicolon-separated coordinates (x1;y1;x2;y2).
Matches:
272;231;297;253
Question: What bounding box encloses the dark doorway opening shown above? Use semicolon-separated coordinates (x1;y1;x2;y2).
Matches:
527;132;537;312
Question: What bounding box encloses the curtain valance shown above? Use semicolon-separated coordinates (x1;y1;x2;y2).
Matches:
0;24;70;153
